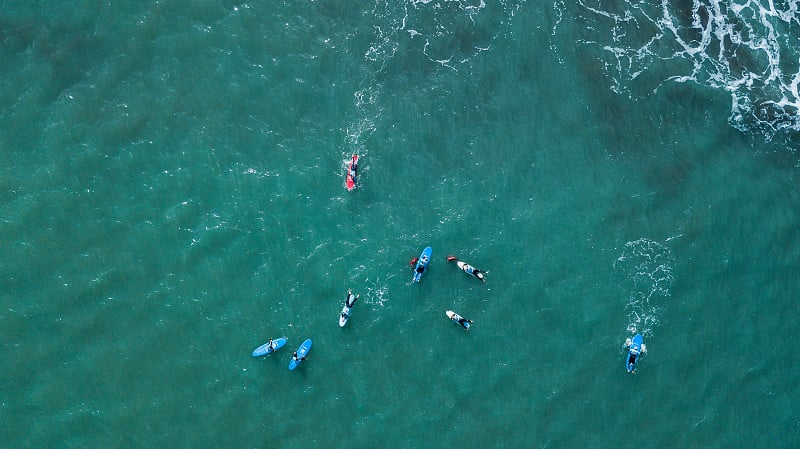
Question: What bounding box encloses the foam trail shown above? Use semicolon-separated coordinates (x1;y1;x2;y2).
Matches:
614;238;675;338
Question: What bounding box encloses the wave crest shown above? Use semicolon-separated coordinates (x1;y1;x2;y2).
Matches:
558;0;800;140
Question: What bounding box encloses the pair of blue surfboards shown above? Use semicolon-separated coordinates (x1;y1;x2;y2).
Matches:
252;337;312;371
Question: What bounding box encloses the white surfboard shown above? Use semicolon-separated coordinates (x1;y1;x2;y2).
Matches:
339;291;358;327
339;303;351;327
456;260;485;281
446;310;472;330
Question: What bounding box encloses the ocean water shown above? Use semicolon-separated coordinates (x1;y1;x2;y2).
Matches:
1;1;799;448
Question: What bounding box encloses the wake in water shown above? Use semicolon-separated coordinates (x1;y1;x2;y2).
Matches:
555;0;800;140
343;86;380;157
614;238;675;338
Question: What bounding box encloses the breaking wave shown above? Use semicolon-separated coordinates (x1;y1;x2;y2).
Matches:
555;0;800;141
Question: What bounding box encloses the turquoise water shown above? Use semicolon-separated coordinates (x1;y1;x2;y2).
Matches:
2;1;799;447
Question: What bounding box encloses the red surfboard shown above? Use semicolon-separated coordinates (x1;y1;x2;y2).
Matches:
346;154;359;191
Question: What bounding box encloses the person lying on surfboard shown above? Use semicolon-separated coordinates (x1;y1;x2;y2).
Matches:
340;290;359;322
415;255;428;274
447;255;486;281
345;290;359;308
468;266;486;281
623;337;647;372
456;317;473;329
624;338;647;354
349;157;357;179
346;155;359;190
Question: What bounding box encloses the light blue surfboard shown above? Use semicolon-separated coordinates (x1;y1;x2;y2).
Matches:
252;337;288;357
626;334;643;373
289;339;312;371
412;246;432;283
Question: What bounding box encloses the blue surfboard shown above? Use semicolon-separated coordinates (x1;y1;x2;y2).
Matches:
626;334;644;373
412;247;432;283
289;339;313;371
251;337;288;357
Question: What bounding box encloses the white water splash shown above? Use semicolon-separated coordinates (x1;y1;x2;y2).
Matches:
614;238;675;337
361;275;394;307
345;87;379;150
559;0;800;140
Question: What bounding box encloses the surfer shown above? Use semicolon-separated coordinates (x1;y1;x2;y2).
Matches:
624;336;647;372
346;154;359;191
457;317;473;329
292;351;306;362
349;158;357;177
411;255;428;273
345;290;359;307
448;255;486;281
267;339;274;351
624;338;647;353
627;350;638;366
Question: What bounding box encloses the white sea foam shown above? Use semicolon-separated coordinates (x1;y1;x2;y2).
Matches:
362;275;393;307
559;0;800;139
614;238;675;337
